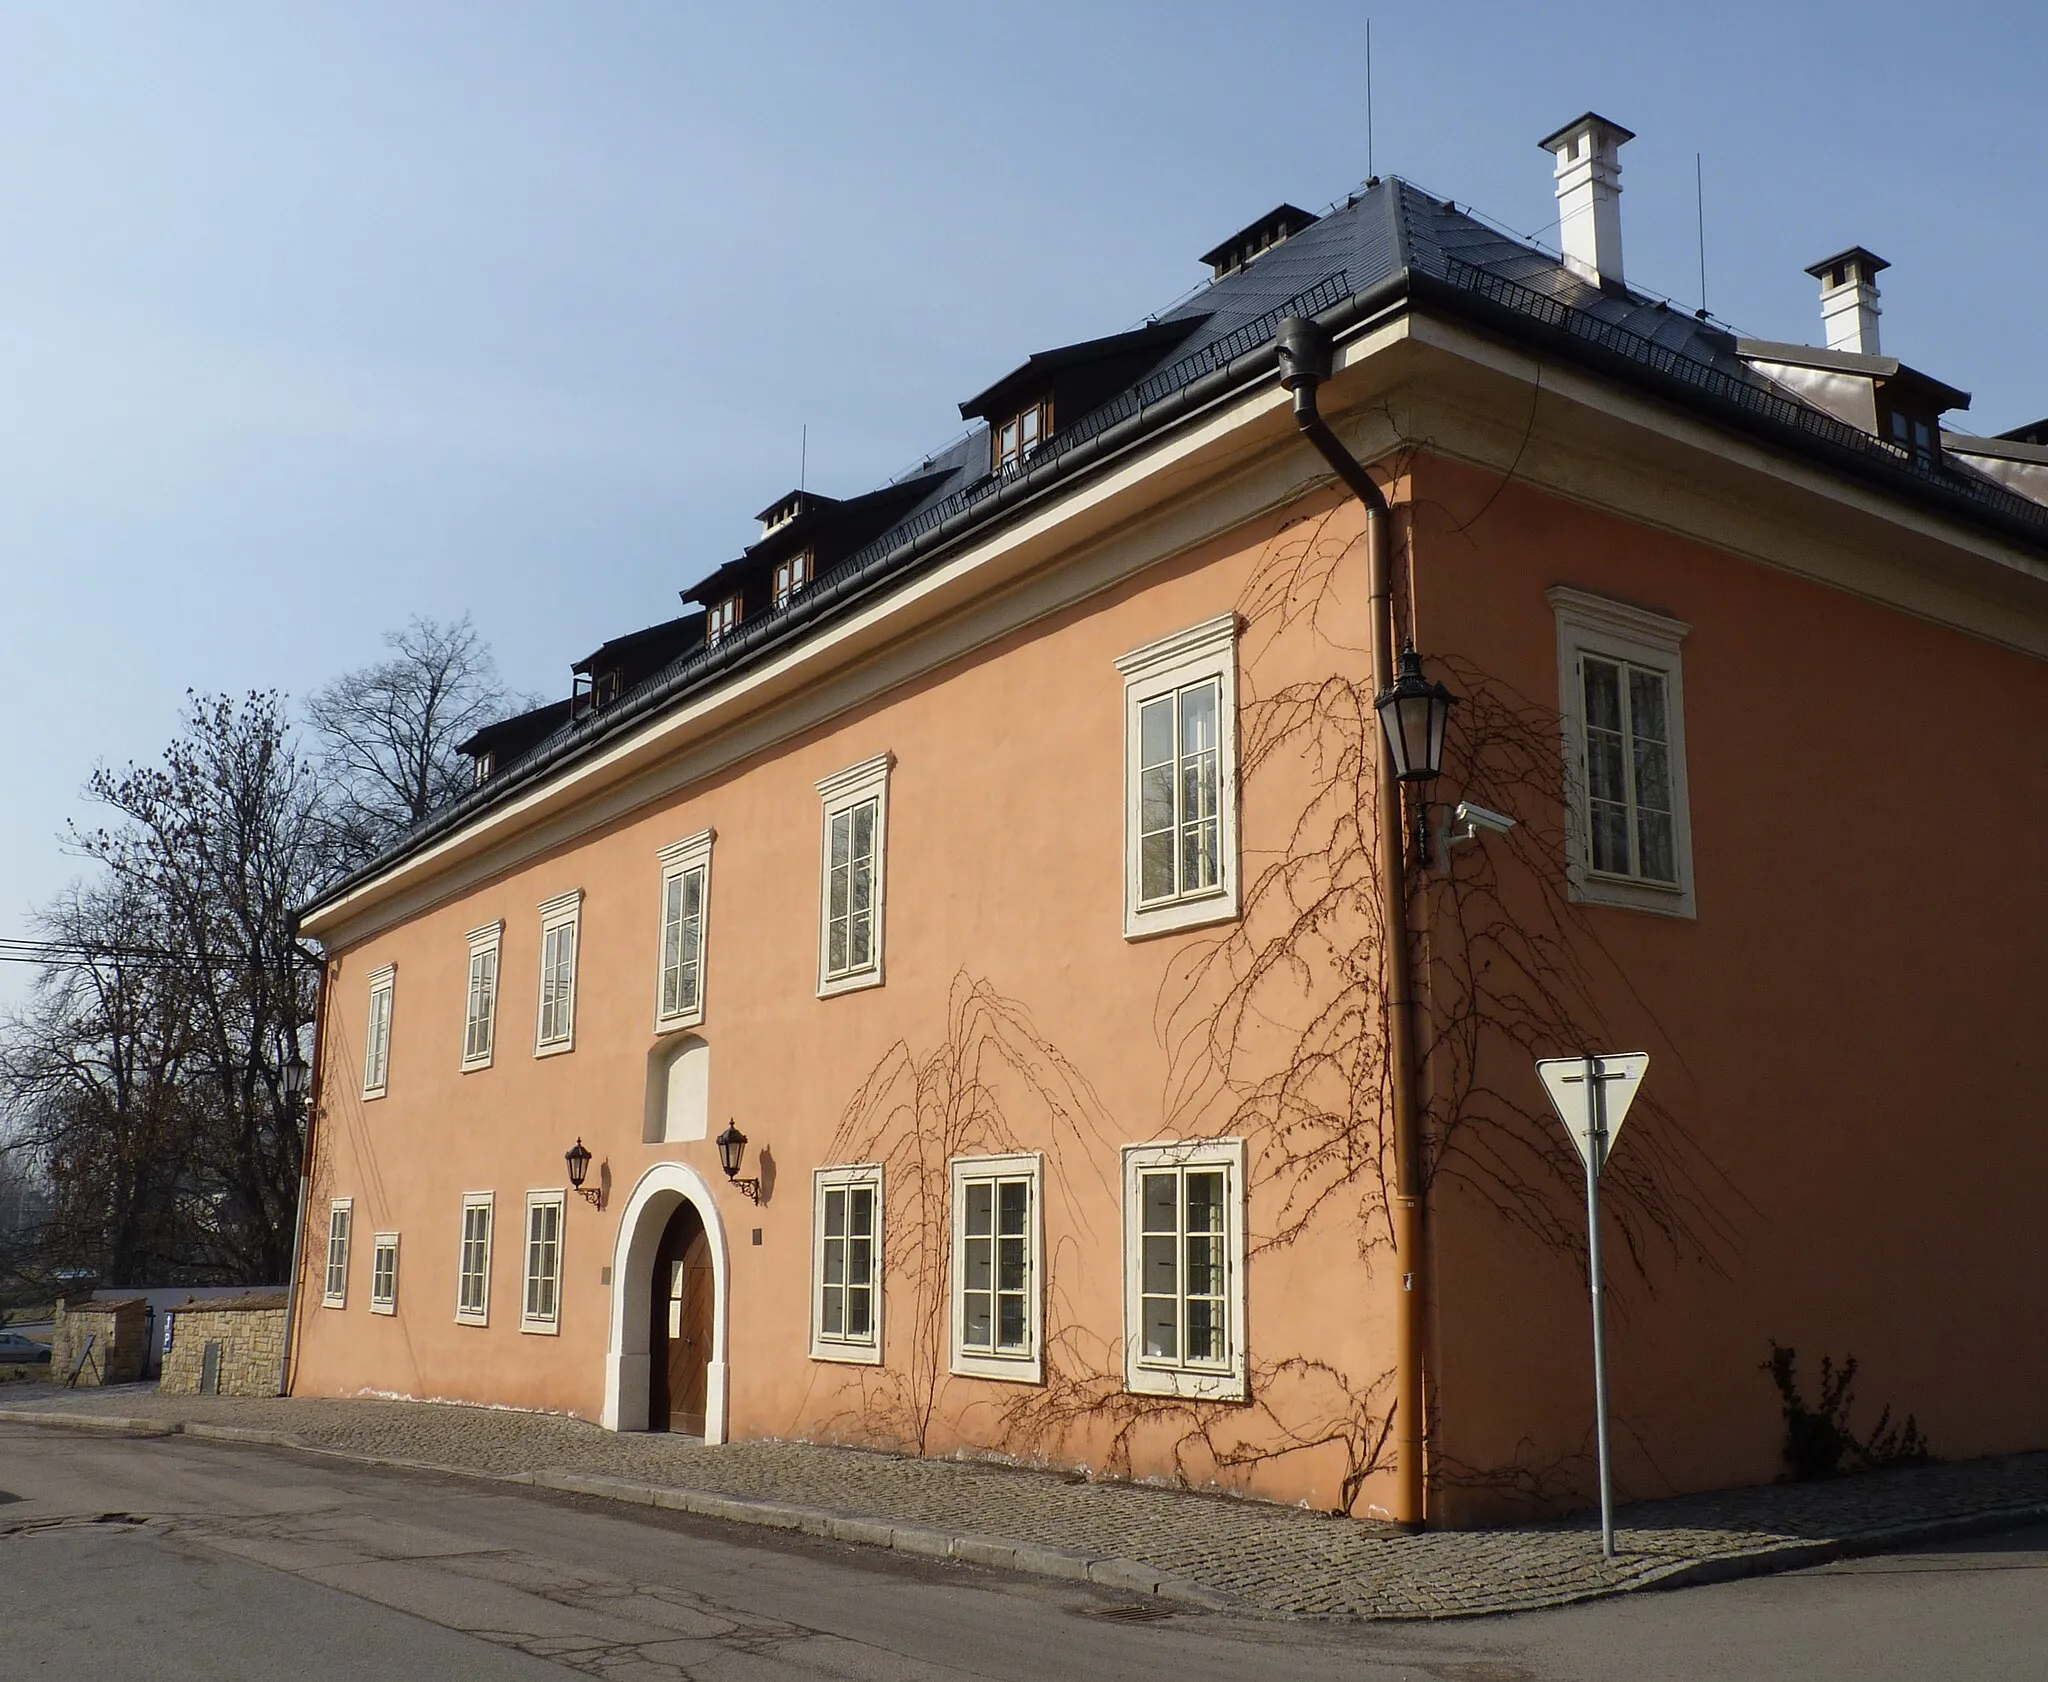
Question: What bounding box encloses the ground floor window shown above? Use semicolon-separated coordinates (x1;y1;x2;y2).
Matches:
522;1193;564;1333
323;1200;352;1308
1122;1139;1246;1399
949;1153;1042;1382
457;1193;494;1325
810;1165;882;1363
369;1233;399;1315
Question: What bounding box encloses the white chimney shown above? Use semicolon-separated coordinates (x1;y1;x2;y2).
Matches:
1539;112;1634;288
1805;247;1888;357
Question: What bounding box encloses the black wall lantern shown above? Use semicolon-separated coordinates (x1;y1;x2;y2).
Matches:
281;1039;310;1109
1374;645;1458;868
565;1137;602;1208
716;1122;763;1204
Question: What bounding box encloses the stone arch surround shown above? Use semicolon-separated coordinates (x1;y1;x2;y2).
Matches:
602;1161;731;1440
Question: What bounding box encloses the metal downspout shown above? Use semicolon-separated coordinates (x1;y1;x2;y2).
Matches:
277;949;330;1397
1277;316;1428;1529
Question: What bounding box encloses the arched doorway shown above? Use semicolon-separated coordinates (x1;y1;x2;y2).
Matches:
648;1200;713;1435
602;1162;730;1439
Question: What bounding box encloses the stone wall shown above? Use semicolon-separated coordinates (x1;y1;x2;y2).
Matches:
160;1293;288;1397
50;1298;148;1386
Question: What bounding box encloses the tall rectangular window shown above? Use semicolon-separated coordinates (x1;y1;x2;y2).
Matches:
535;890;581;1054
369;1233;399;1315
456;1194;493;1325
462;922;502;1071
1550;588;1695;918
816;753;892;997
949;1154;1042;1382
1122;1140;1246;1399
810;1166;883;1363
655;831;713;1032
362;966;396;1098
1118;615;1241;940
522;1193;564;1333
707;593;742;644
323;1199;352;1308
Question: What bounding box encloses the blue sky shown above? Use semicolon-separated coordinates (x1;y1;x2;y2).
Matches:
1;0;2041;982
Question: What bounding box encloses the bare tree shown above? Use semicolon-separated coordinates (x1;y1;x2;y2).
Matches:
305;615;527;865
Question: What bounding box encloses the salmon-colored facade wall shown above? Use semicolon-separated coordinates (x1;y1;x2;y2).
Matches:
294;487;1414;1517
292;421;2048;1527
1408;454;2048;1524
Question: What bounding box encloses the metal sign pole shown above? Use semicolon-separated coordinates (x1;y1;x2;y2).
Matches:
1583;1053;1616;1559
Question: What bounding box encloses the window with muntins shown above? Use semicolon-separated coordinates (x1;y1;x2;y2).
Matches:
994;400;1050;474
1549;588;1695;918
811;1166;883;1363
369;1233;399;1315
456;1194;493;1325
816;754;892;997
362;966;395;1097
950;1154;1042;1382
323;1200;352;1308
1117;615;1241;940
462;922;502;1071
708;594;742;644
535;891;581;1053
522;1193;564;1333
1122;1140;1246;1399
656;832;713;1032
772;550;812;607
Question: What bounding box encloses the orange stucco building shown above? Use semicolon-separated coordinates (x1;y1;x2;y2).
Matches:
292;120;2048;1527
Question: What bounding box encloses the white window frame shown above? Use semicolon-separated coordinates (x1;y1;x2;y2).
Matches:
654;830;714;1033
534;890;582;1055
369;1232;399;1316
1121;1139;1248;1401
461;921;503;1072
948;1152;1043;1383
1549;587;1696;919
521;1191;566;1335
322;1198;353;1308
815;752;892;998
361;965;395;1098
456;1192;494;1326
1116;614;1242;941
810;1164;884;1365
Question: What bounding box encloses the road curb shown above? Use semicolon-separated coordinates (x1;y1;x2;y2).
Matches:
3;1405;2044;1620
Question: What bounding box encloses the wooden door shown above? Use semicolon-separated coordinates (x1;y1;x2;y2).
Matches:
649;1203;713;1436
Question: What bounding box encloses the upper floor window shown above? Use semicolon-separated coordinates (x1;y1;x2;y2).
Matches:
362;965;396;1098
1886;407;1938;469
1549;587;1696;918
472;751;495;787
1122;1140;1246;1400
708;593;743;645
535;890;582;1055
816;753;892;998
461;921;502;1072
994;400;1050;474
949;1153;1042;1382
772;550;813;608
655;831;713;1032
1115;615;1241;940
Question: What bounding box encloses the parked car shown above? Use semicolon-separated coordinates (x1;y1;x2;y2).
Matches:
0;1332;51;1364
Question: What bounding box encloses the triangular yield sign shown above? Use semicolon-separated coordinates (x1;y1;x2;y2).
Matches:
1536;1053;1650;1174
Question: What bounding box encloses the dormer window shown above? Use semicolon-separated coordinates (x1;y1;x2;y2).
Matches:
472;750;495;787
707;593;743;646
772;550;812;608
995;401;1050;475
1885;406;1938;470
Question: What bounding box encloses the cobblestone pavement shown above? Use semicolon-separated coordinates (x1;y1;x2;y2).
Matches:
7;1383;2048;1620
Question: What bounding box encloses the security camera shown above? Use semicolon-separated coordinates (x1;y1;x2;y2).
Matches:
1453;802;1516;837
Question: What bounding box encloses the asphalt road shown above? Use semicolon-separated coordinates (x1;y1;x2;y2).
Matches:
3;1422;2045;1681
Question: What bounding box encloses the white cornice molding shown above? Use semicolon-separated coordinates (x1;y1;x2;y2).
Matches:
1543;587;1689;649
814;752;894;803
1113;612;1240;679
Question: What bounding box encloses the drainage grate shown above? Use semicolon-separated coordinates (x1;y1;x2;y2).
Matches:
1076;1601;1176;1624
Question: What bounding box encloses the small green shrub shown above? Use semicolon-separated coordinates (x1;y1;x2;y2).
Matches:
1764;1342;1932;1480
